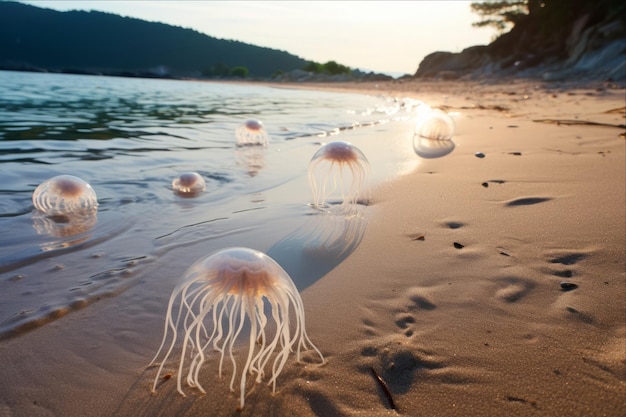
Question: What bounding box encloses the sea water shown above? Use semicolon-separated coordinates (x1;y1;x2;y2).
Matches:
0;70;421;338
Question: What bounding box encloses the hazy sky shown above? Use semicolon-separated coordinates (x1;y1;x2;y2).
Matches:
21;1;497;75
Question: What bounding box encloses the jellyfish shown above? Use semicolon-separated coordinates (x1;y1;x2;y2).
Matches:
235;119;270;147
308;141;370;211
149;247;324;409
415;107;455;141
412;107;456;158
32;174;98;217
172;172;206;196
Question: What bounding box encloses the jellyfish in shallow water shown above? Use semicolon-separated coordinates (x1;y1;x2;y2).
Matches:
308;141;370;211
172;172;206;196
150;247;324;410
235;119;270;147
32;175;98;217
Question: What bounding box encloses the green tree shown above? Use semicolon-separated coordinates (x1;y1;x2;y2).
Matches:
322;60;351;75
230;66;249;78
470;0;529;33
303;60;351;75
303;61;324;73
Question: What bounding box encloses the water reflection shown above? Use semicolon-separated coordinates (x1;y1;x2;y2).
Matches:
267;208;367;291
32;211;97;249
235;146;266;177
412;134;456;158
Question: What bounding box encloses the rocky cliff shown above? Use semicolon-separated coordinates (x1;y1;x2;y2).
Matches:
415;2;625;84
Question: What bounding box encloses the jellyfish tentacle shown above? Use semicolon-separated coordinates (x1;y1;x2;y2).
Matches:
189;291;223;387
250;297;269;382
257;297;282;385
176;286;216;395
227;295;246;393
284;285;324;363
269;293;293;392
215;296;230;377
187;297;214;393
181;281;211;351
261;299;283;391
283;288;305;358
240;296;258;408
308;158;324;208
150;279;195;393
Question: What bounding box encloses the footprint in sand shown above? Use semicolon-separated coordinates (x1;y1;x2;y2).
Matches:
482;179;507;188
361;288;437;339
361;317;378;337
359;341;445;394
549;252;587;265
394;289;437;337
505;197;552;207
553;269;574;278
546;250;589;284
495;276;535;302
565;306;594;324
442;220;465;229
394;313;416;330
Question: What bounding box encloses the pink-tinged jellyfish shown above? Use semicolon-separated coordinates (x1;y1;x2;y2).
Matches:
32;174;98;217
172;172;206;196
308;141;370;211
235;119;270;147
149;247;324;410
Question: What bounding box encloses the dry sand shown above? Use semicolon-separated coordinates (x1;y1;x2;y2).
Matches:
0;79;624;417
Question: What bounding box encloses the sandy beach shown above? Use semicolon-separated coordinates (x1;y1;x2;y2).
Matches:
0;78;624;417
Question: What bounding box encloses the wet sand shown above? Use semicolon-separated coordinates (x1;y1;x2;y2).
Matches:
0;79;624;417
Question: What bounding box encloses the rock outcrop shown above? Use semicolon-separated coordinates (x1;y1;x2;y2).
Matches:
415;3;625;84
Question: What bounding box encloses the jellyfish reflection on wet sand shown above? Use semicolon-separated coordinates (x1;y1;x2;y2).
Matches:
413;107;456;159
149;247;324;410
235;119;270;147
308;141;370;211
172;172;206;196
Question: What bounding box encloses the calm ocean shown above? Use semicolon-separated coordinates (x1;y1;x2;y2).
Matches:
0;70;420;338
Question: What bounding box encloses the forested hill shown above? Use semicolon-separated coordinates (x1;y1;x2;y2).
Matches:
0;1;310;78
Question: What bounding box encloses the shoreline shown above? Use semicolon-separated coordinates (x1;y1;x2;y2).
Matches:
0;79;624;416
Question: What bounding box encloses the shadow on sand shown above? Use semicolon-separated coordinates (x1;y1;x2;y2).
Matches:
267;207;367;292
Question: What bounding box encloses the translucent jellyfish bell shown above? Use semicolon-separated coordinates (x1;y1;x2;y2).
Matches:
150;247;324;410
413;107;456;158
172;172;206;196
235;119;270;147
415;107;455;141
308;141;370;211
32;174;98;217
